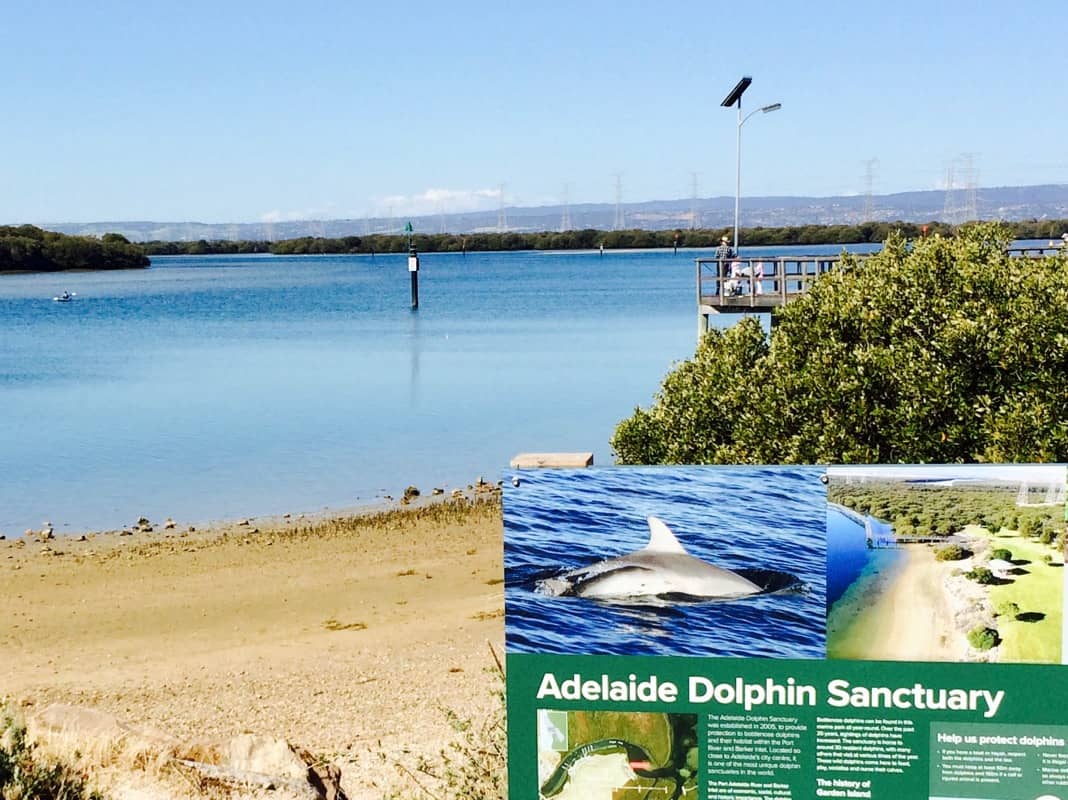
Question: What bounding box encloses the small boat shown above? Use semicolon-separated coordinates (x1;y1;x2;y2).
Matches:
53;291;77;302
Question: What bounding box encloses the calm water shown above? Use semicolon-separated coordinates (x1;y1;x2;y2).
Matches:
504;466;827;658
0;244;875;536
1;249;698;534
826;504;903;612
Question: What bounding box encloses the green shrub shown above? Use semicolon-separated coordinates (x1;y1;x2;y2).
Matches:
994;601;1020;618
967;627;999;651
935;544;971;561
990;548;1013;561
394;644;506;800
0;711;104;800
965;566;997;584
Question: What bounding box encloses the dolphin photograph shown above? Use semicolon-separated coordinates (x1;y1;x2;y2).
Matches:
504;466;827;658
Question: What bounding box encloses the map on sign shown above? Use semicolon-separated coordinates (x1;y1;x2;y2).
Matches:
536;710;698;800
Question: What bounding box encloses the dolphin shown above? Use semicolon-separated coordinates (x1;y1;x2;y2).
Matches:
536;516;763;601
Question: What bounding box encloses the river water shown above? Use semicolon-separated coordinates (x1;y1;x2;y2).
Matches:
0;245;873;535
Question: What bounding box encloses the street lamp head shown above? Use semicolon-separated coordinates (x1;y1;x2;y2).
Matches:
721;76;752;108
761;103;782;113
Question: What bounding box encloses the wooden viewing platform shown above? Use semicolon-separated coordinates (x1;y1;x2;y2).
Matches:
696;244;1066;334
510;452;594;469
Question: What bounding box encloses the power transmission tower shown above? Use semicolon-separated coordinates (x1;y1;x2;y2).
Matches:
961;152;979;222
942;164;957;224
560;184;572;232
497;184;507;233
689;172;699;230
613;173;624;230
862;158;878;221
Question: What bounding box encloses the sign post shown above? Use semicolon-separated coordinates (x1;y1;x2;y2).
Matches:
406;221;419;310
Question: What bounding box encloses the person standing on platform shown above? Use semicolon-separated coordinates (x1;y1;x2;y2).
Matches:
715;235;734;293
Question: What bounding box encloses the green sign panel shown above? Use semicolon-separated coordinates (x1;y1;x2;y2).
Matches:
504;465;1067;799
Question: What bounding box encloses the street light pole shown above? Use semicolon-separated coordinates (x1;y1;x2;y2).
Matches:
721;76;780;253
734;100;743;253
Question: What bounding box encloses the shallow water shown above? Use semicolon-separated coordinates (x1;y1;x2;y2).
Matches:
826;505;872;609
0;244;878;536
2;249;710;534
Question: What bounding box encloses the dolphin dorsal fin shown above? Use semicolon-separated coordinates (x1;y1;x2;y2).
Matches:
643;516;689;555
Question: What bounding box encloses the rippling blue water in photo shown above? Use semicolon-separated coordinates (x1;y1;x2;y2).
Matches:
504;466;827;658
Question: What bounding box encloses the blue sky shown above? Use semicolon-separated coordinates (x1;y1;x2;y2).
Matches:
3;0;1066;223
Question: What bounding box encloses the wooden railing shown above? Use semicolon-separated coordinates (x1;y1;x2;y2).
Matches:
695;254;853;313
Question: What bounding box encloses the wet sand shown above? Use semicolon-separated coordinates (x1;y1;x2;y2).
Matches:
828;544;972;662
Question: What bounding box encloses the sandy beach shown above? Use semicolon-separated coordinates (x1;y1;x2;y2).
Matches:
0;496;505;799
828;541;988;662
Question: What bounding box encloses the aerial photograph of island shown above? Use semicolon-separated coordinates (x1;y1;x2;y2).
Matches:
826;465;1066;664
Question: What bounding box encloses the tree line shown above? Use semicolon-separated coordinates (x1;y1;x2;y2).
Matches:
0;226;149;272
140;219;1068;257
830;481;1063;543
6;219;1065;271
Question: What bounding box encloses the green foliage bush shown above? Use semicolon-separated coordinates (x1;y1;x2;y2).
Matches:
612;224;1068;464
965;566;997;584
967;626;999;651
994;600;1021;618
0;711;104;800
935;544;971;561
990;548;1013;561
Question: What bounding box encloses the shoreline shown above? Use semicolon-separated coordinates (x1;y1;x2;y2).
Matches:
1;494;505;799
828;541;983;662
3;475;501;542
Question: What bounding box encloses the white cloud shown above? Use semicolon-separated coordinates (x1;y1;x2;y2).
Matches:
372;187;503;217
259;203;342;223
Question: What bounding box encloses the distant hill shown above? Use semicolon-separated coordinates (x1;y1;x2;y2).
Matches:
37;184;1068;242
